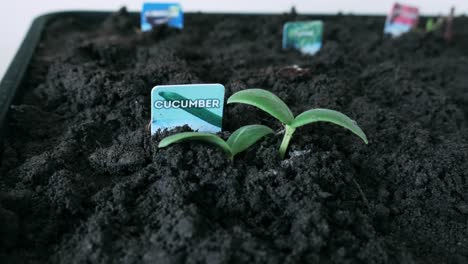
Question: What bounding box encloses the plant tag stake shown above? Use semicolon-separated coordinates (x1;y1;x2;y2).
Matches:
151;84;225;135
283;21;323;55
444;7;455;43
141;3;184;31
384;3;419;37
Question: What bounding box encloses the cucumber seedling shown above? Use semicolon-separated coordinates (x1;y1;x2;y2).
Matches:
227;89;368;158
158;125;273;161
425;17;444;33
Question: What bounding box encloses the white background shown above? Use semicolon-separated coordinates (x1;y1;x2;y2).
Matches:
0;1;466;80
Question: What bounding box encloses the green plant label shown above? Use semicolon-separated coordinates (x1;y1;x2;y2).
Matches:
283;21;323;55
151;84;225;134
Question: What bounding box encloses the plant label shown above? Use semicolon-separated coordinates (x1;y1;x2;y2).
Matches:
141;3;184;31
151;84;225;135
283;21;323;55
384;3;419;37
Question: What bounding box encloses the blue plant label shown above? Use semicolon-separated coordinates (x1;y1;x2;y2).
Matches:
141;3;184;31
283;21;323;55
384;3;419;37
151;84;225;135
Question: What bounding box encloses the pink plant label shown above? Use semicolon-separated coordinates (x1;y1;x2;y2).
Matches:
384;3;419;37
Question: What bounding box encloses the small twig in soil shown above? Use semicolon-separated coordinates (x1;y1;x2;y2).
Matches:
145;121;151;133
276;128;285;135
352;178;370;210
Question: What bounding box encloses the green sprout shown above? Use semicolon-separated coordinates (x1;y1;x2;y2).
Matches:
227;89;368;158
426;18;435;32
158;125;273;160
425;17;444;33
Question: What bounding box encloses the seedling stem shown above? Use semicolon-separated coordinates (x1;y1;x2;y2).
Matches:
280;125;296;159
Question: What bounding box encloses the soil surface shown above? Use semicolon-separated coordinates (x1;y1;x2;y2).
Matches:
1;8;468;264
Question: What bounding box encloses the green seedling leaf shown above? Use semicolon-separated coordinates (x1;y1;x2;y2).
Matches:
227;125;274;156
228;88;368;159
158;132;232;156
292;108;368;144
227;89;294;125
426;18;435;32
158;125;274;160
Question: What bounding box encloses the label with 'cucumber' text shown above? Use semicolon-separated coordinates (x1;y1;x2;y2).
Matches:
283;21;323;55
151;84;225;134
141;3;183;31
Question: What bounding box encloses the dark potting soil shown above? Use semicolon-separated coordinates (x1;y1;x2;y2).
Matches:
1;8;468;264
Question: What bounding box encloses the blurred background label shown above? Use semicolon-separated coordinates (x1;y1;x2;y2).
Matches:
141;3;183;31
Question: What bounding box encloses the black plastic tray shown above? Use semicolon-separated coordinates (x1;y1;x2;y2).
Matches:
0;11;140;147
